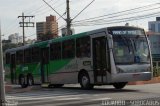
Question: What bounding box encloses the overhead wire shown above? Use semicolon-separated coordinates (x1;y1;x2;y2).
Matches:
72;11;160;27
33;0;65;16
72;6;160;24
72;0;95;21
42;0;65;20
73;2;160;23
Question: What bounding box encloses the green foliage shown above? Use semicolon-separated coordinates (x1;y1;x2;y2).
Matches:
2;43;21;52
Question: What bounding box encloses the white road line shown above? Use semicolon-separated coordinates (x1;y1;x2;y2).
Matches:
91;97;111;101
6;94;87;101
8;92;79;97
54;97;82;100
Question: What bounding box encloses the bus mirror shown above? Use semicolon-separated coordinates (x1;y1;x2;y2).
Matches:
108;34;113;49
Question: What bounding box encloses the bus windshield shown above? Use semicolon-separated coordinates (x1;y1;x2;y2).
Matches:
133;37;149;63
110;28;150;64
113;36;134;64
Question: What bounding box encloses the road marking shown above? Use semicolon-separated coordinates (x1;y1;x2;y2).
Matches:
6;94;87;101
55;97;82;100
91;97;111;101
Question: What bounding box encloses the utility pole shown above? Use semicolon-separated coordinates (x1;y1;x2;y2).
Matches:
18;13;34;45
43;0;94;36
66;0;72;35
0;21;6;106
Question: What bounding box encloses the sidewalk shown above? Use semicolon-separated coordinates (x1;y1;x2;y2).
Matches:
128;76;160;85
5;85;42;93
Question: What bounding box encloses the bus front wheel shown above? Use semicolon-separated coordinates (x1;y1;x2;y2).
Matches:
80;73;94;90
113;82;127;89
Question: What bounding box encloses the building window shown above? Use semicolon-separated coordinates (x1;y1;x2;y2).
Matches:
50;42;61;60
76;36;91;58
62;39;75;59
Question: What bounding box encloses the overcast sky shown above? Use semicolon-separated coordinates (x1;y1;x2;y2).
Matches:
1;0;160;40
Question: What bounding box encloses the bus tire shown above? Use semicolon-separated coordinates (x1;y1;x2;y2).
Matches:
27;75;34;86
19;75;27;88
53;84;64;88
80;72;94;90
113;82;127;89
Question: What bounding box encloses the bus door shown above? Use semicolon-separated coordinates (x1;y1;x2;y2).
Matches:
11;54;16;84
93;36;107;83
41;47;49;83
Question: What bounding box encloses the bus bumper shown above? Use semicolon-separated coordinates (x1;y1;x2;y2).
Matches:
111;72;152;82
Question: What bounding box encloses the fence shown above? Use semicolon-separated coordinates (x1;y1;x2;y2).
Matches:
153;61;160;77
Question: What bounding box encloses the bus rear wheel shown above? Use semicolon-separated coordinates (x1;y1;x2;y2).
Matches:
19;75;27;88
80;73;94;90
53;84;64;88
113;82;127;89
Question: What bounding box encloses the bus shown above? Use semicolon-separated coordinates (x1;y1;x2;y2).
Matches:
5;26;152;89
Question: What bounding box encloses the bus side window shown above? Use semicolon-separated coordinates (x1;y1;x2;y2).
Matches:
76;36;91;58
6;53;10;64
50;42;61;60
24;49;31;63
32;47;40;62
16;50;24;64
62;39;75;59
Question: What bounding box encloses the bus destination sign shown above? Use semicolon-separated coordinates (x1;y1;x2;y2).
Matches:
112;30;144;35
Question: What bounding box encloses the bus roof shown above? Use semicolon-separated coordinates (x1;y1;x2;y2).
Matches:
5;26;143;53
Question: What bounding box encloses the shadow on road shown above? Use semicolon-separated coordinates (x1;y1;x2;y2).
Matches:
9;84;140;94
49;86;140;94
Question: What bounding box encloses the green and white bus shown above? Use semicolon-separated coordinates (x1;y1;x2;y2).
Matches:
5;26;152;89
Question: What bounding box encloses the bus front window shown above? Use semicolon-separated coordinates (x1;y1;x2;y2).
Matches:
113;36;150;64
133;37;150;63
113;36;134;64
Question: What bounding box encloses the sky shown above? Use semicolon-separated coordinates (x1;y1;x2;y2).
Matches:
0;0;160;40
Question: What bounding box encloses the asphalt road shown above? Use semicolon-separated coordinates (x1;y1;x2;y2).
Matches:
6;83;160;106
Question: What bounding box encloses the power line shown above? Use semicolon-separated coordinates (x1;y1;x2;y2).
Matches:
73;2;160;23
73;6;160;24
29;0;65;16
72;0;95;21
25;0;53;15
42;0;65;20
72;11;160;27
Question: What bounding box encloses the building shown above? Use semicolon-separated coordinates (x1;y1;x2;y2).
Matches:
36;22;46;40
36;15;58;41
46;15;58;37
8;33;23;44
148;17;160;77
148;17;160;33
148;17;160;61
